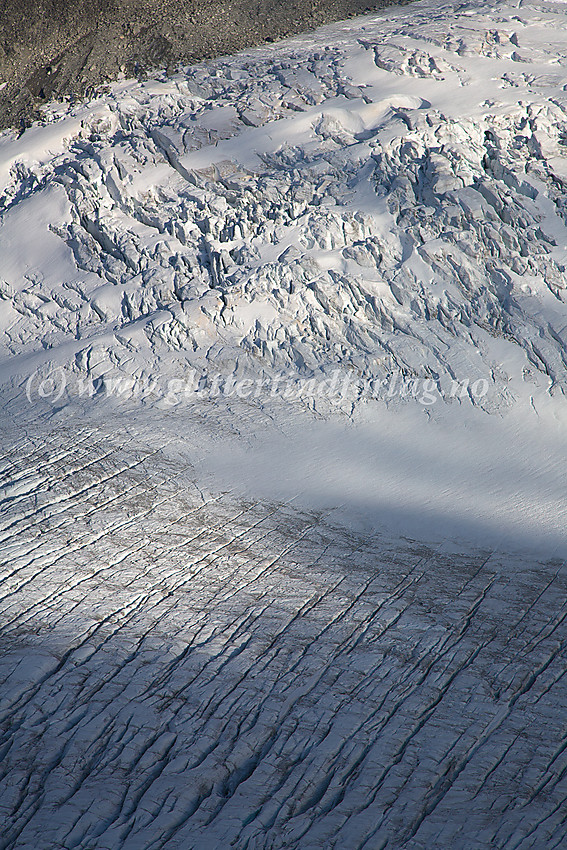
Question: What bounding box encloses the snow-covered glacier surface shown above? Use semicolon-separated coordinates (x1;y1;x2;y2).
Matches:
1;0;567;846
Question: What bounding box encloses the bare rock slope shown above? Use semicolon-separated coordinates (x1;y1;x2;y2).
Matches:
0;0;403;132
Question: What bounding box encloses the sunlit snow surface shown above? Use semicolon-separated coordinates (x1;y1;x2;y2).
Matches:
1;0;567;846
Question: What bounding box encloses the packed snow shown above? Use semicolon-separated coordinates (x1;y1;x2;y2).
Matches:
1;0;567;846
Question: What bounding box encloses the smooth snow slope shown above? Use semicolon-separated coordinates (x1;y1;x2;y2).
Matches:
1;0;567;847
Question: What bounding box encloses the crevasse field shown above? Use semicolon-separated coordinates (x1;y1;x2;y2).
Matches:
1;1;567;847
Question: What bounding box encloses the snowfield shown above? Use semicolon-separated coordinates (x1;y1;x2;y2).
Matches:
1;0;567;846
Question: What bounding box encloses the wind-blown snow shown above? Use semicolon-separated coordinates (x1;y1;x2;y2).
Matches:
1;0;567;846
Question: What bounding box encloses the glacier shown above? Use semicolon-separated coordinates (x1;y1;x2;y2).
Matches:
1;0;567;846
